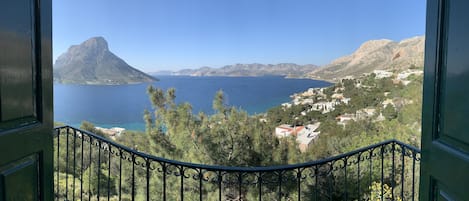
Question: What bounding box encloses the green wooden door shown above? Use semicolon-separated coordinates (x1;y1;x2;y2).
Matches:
0;0;53;200
420;0;469;200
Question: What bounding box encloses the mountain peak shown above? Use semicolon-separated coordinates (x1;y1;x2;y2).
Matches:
310;35;425;81
81;36;109;51
355;39;395;54
54;37;157;85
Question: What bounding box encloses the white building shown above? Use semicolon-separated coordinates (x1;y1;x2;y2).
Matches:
356;108;376;120
275;124;305;138
311;101;337;113
373;70;393;79
295;123;321;152
397;70;423;80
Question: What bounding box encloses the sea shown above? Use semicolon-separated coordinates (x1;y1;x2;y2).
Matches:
54;76;331;131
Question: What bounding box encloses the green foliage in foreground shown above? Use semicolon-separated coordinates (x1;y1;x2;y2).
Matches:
55;72;423;200
141;87;302;166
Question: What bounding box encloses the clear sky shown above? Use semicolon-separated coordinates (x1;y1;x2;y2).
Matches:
53;0;426;72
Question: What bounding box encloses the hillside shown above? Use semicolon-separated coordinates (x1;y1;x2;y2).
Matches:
309;36;425;81
173;63;318;77
54;37;157;85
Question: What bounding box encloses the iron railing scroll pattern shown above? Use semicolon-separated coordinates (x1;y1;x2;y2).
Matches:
54;126;420;201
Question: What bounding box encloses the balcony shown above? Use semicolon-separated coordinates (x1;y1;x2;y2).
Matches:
54;126;420;201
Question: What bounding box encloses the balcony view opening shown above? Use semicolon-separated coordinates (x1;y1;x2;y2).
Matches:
52;0;426;200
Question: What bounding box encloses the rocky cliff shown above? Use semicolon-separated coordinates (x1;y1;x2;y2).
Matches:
54;37;157;85
310;36;425;81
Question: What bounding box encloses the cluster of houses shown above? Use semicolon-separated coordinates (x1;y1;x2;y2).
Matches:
274;123;320;152
335;108;385;126
274;69;423;152
372;69;423;85
287;87;351;114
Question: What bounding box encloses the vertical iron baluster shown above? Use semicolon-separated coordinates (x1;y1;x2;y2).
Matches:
199;170;203;201
391;143;395;201
344;158;347;201
328;164;332;201
131;154;135;201
180;167;184;201
119;150;122;201
97;141;101;201
369;150;372;194
258;172;262;201
146;159;150;201
278;171;283;201
412;152;416;201
380;146;384;201
357;153;361;200
56;128;60;200
238;173;242;200
89;138;92;201
66;127;69;200
73;129;76;201
314;167;318;201
81;131;84;201
401;145;405;200
107;145;111;201
297;169;301;201
218;171;222;201
163;163;167;201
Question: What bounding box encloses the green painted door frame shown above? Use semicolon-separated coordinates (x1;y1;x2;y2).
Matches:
0;0;53;200
420;0;469;200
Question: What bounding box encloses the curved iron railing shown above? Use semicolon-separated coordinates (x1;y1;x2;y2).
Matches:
54;125;420;201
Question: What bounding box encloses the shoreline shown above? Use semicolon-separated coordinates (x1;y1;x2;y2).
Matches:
54;76;332;131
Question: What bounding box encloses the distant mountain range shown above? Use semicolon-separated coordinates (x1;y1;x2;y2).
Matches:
170;63;319;78
55;35;425;84
309;36;425;81
159;35;424;81
54;37;157;85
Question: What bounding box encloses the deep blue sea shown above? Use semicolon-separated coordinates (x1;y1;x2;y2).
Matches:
54;76;331;131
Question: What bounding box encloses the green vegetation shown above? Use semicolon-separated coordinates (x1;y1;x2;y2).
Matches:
141;86;300;166
54;70;423;200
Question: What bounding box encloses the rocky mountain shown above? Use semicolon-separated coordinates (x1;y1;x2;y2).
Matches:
309;36;425;81
174;63;318;78
54;37;157;85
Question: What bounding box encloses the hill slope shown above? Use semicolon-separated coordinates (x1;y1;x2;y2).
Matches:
309;36;424;81
174;63;318;77
54;37;157;85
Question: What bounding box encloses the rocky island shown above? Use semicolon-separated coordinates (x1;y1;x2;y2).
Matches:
54;37;157;85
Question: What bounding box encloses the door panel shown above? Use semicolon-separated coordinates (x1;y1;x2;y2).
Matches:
434;179;464;201
439;0;469;147
0;155;39;201
420;0;469;200
0;0;52;200
0;0;37;126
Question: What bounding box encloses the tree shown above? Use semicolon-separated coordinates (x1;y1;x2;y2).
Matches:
80;121;107;138
383;104;398;120
213;89;227;116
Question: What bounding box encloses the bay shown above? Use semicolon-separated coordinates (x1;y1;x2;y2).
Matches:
54;76;331;130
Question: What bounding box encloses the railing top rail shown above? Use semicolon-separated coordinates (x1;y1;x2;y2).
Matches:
54;125;420;172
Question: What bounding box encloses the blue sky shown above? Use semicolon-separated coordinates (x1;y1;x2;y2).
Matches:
53;0;426;72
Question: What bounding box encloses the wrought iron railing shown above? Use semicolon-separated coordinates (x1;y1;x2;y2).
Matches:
54;125;420;201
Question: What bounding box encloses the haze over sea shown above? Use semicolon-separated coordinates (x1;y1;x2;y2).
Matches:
54;76;331;131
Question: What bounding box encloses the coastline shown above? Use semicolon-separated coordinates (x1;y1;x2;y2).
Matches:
55;76;329;131
165;74;337;83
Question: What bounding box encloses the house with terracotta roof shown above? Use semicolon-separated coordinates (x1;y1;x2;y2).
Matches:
275;124;305;138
